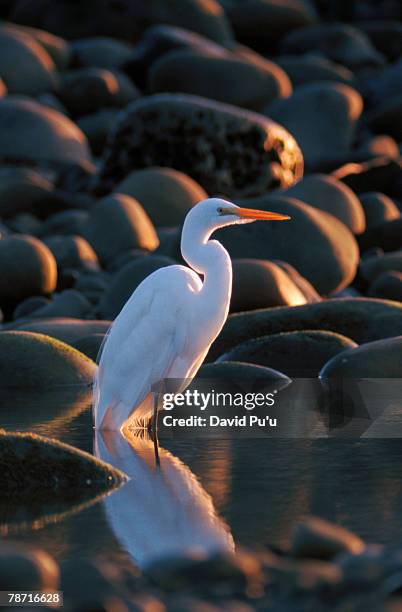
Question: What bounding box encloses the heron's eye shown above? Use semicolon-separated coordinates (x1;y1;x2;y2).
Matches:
217;207;224;215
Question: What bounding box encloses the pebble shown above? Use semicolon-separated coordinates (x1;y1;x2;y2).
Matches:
26;289;93;320
359;251;402;284
0;542;59;590
0;25;57;95
281;23;385;70
217;330;357;377
11;317;111;345
320;336;402;378
43;235;100;272
114;167;207;228
0;97;91;166
231;259;307;312
281;173;366;233
290;517;365;560
99;255;176;319
42;210;89;237
0;166;53;218
12;296;51;320
333;158;402;199
369;271;402;301
71;36;134;69
73;333;105;362
359;192;401;229
7;212;42;236
0;330;96;385
149;48;291;111
77;108;119;156
216;196;359;295
276;54;355;87
208;298;402;361
94;93;304;198
84;194;159;266
265;82;363;169
2;21;71;70
226;0;317;53
0;235;57;308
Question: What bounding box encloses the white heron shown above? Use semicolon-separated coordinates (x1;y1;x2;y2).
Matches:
93;198;290;431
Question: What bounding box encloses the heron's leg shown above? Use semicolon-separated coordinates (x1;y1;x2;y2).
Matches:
152;391;160;467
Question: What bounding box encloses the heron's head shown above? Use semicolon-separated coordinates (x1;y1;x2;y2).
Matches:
186;198;290;233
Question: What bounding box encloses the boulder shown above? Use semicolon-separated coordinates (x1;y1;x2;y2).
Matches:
359;252;402;284
77;109;119;156
358;218;402;253
359;192;400;229
71;37;134;69
0;21;71;69
320;336;402;378
43;235;99;272
369;271;402;302
73;333;105;362
26;290;92;320
0;542;59;591
367;94;402;141
0;166;54;218
11;318;111;345
276;54;355;87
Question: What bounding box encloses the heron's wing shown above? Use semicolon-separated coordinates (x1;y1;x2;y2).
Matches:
94;267;198;427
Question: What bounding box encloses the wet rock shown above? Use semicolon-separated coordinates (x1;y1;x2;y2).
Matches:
71;36;134;69
358;218;402;253
99;255;175;319
13;296;51;320
84;194;159;266
77;108;119;156
281;174;366;234
265;83;363;169
27;289;92;320
73;333;105;362
149;48;291;111
0;25;57;94
0;430;127;501
11;317;111;345
114;167;207;228
369;271;402;302
0;542;59;590
0;166;54;218
94;93;304;198
10;0;233;47
320;336;402;378
359;252;402;284
42;210;89;237
1;21;71;70
290;517;365;561
0;235;57;307
208;298;402;360
0;97;91;166
333;158;402;198
227;0;317;53
231;259;307;312
58;68;139;116
216;196;359;294
43;235;99;272
218;330;357;377
359;192;400;229
367;94;402;141
281;23;384;70
276;54;355;87
0;330;96;386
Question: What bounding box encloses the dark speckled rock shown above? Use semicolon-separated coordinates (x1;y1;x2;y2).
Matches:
94;93;303;198
217;330;357;377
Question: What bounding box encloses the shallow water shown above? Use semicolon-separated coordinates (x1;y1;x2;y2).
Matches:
2;388;402;574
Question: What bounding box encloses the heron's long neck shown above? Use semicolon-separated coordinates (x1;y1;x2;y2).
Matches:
181;223;232;327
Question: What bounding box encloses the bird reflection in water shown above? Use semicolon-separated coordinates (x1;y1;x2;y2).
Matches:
94;429;234;568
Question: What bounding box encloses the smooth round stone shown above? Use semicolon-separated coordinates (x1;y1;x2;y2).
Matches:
42;210;89;237
367;94;402;141
0;26;57;95
77;108;119;156
231;259;307;312
281;174;366;234
0;78;6;97
10;0;233;46
208;298;402;360
226;0;317;52
13;296;50;320
333;158;402;199
359;192;400;229
115;167;207;228
358;21;402;62
7;213;41;237
359;218;402;253
149;48;291;111
28;290;92;320
0;430;126;499
99;255;176;319
94;93;304;198
0;166;54;218
359;134;399;160
369;271;402;302
281;23;385;70
0;97;91;165
58;68;139;116
291;517;365;561
0;235;57;306
11;317;111;345
216;196;359;294
273;260;322;303
84;194;159;266
359;252;402;284
320;336;402;378
363;57;402;105
217;330;357;377
0;330;96;385
276;54;355;87
43;235;99;272
0;543;59;591
197;361;290;385
265;83;363;169
0;21;71;69
71;37;134;69
73;333;105;362
74;272;109;305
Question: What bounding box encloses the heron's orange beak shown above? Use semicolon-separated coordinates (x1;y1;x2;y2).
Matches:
223;207;291;221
